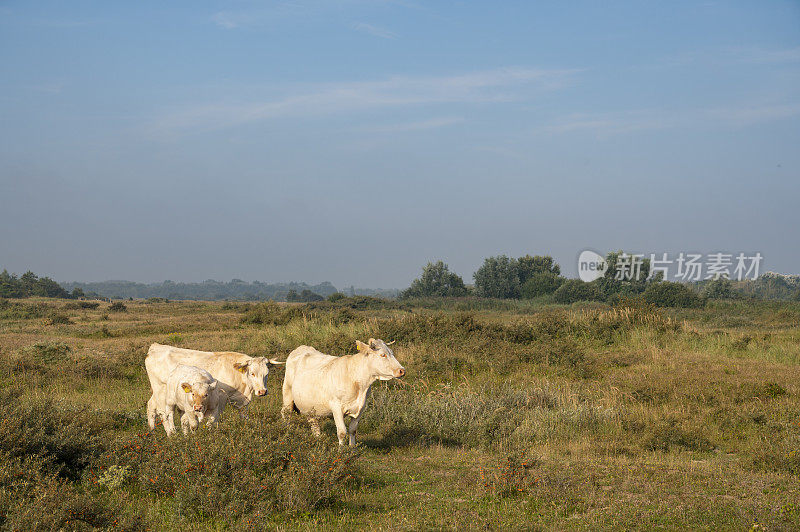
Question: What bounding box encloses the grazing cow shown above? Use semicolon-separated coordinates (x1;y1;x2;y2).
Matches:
281;338;405;446
145;343;283;419
153;364;222;436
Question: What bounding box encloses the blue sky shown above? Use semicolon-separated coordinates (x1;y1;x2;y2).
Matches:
1;1;799;288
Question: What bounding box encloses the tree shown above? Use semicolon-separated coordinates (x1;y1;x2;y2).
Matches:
594;251;652;301
642;282;705;308
553;279;601;304
473;255;520;298
521;272;564;299
516;255;560;284
299;289;324;302
703;278;733;299
401;261;467;298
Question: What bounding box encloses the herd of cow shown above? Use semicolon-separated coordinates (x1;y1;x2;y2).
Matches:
145;338;406;446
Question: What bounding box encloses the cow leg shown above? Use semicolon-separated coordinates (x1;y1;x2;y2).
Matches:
308;417;322;437
180;413;191;435
147;394;158;430
163;404;176;437
348;414;362;447
181;412;199;435
281;384;294;422
205;406;220;427
331;405;348;446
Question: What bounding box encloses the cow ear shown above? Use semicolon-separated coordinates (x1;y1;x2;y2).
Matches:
233;362;248;373
181;383;192;393
355;340;369;352
368;338;379;349
208;381;217;390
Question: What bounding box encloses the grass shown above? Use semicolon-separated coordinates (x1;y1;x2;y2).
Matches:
1;296;800;530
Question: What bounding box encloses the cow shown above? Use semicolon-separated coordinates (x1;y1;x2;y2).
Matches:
145;343;283;419
151;364;222;436
281;338;405;446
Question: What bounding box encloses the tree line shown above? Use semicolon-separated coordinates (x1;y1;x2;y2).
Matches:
401;254;800;307
0;270;84;299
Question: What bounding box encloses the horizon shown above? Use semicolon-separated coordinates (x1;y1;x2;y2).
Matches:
2;1;799;287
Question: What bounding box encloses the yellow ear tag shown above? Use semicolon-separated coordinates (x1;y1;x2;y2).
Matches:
181;383;192;393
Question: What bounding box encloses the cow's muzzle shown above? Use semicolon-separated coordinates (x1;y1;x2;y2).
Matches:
394;368;405;378
193;405;204;412
256;390;267;396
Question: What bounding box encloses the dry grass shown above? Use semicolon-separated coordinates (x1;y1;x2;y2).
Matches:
1;297;800;530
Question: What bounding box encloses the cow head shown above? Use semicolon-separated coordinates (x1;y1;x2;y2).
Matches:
233;357;284;397
356;338;405;381
180;379;218;414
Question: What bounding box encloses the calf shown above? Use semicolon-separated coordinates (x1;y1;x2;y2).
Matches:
152;364;222;436
282;338;405;446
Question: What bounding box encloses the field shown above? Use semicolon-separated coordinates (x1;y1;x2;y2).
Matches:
2;297;800;530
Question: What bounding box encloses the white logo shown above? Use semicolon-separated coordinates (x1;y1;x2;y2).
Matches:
578;250;607;282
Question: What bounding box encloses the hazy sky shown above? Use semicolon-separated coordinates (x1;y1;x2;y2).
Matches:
1;1;799;288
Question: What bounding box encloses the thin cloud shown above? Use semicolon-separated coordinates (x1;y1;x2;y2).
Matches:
351;22;397;39
657;45;800;68
151;67;579;137
359;116;464;133
542;103;800;136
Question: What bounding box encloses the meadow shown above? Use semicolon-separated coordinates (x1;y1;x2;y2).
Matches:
1;296;799;530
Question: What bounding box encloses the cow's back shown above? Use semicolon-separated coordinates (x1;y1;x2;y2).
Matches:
284;345;349;415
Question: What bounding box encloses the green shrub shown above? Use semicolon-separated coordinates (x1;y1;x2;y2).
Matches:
91;416;360;520
401;261;468;298
64;301;101;310
47;313;72;325
0;452;145;531
0;299;53;319
108;301;127;312
22;341;72;365
552;279;601;304
241;302;306;325
703;277;734;299
642;282;705;308
520;272;563;298
0;389;110;480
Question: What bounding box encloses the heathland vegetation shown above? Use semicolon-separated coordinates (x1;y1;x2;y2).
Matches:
1;293;800;529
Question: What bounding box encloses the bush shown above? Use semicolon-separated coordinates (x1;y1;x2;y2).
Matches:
327;292;347;302
91;416;360;520
108;301;127;312
703;277;733;299
473;255;520;299
22;341;72;364
241;301;306;325
47;313;72;325
64;301;101;310
642;282;705;308
552;279;600;304
401;261;468;298
0;299;52;319
0;389;110;480
0;452;145;531
520;272;563;299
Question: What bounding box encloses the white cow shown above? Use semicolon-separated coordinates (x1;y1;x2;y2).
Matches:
145;343;283;421
154;364;222;436
281;338;405;446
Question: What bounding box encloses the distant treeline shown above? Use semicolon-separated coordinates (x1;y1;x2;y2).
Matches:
0;270;84;299
401;255;800;307
58;279;400;302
